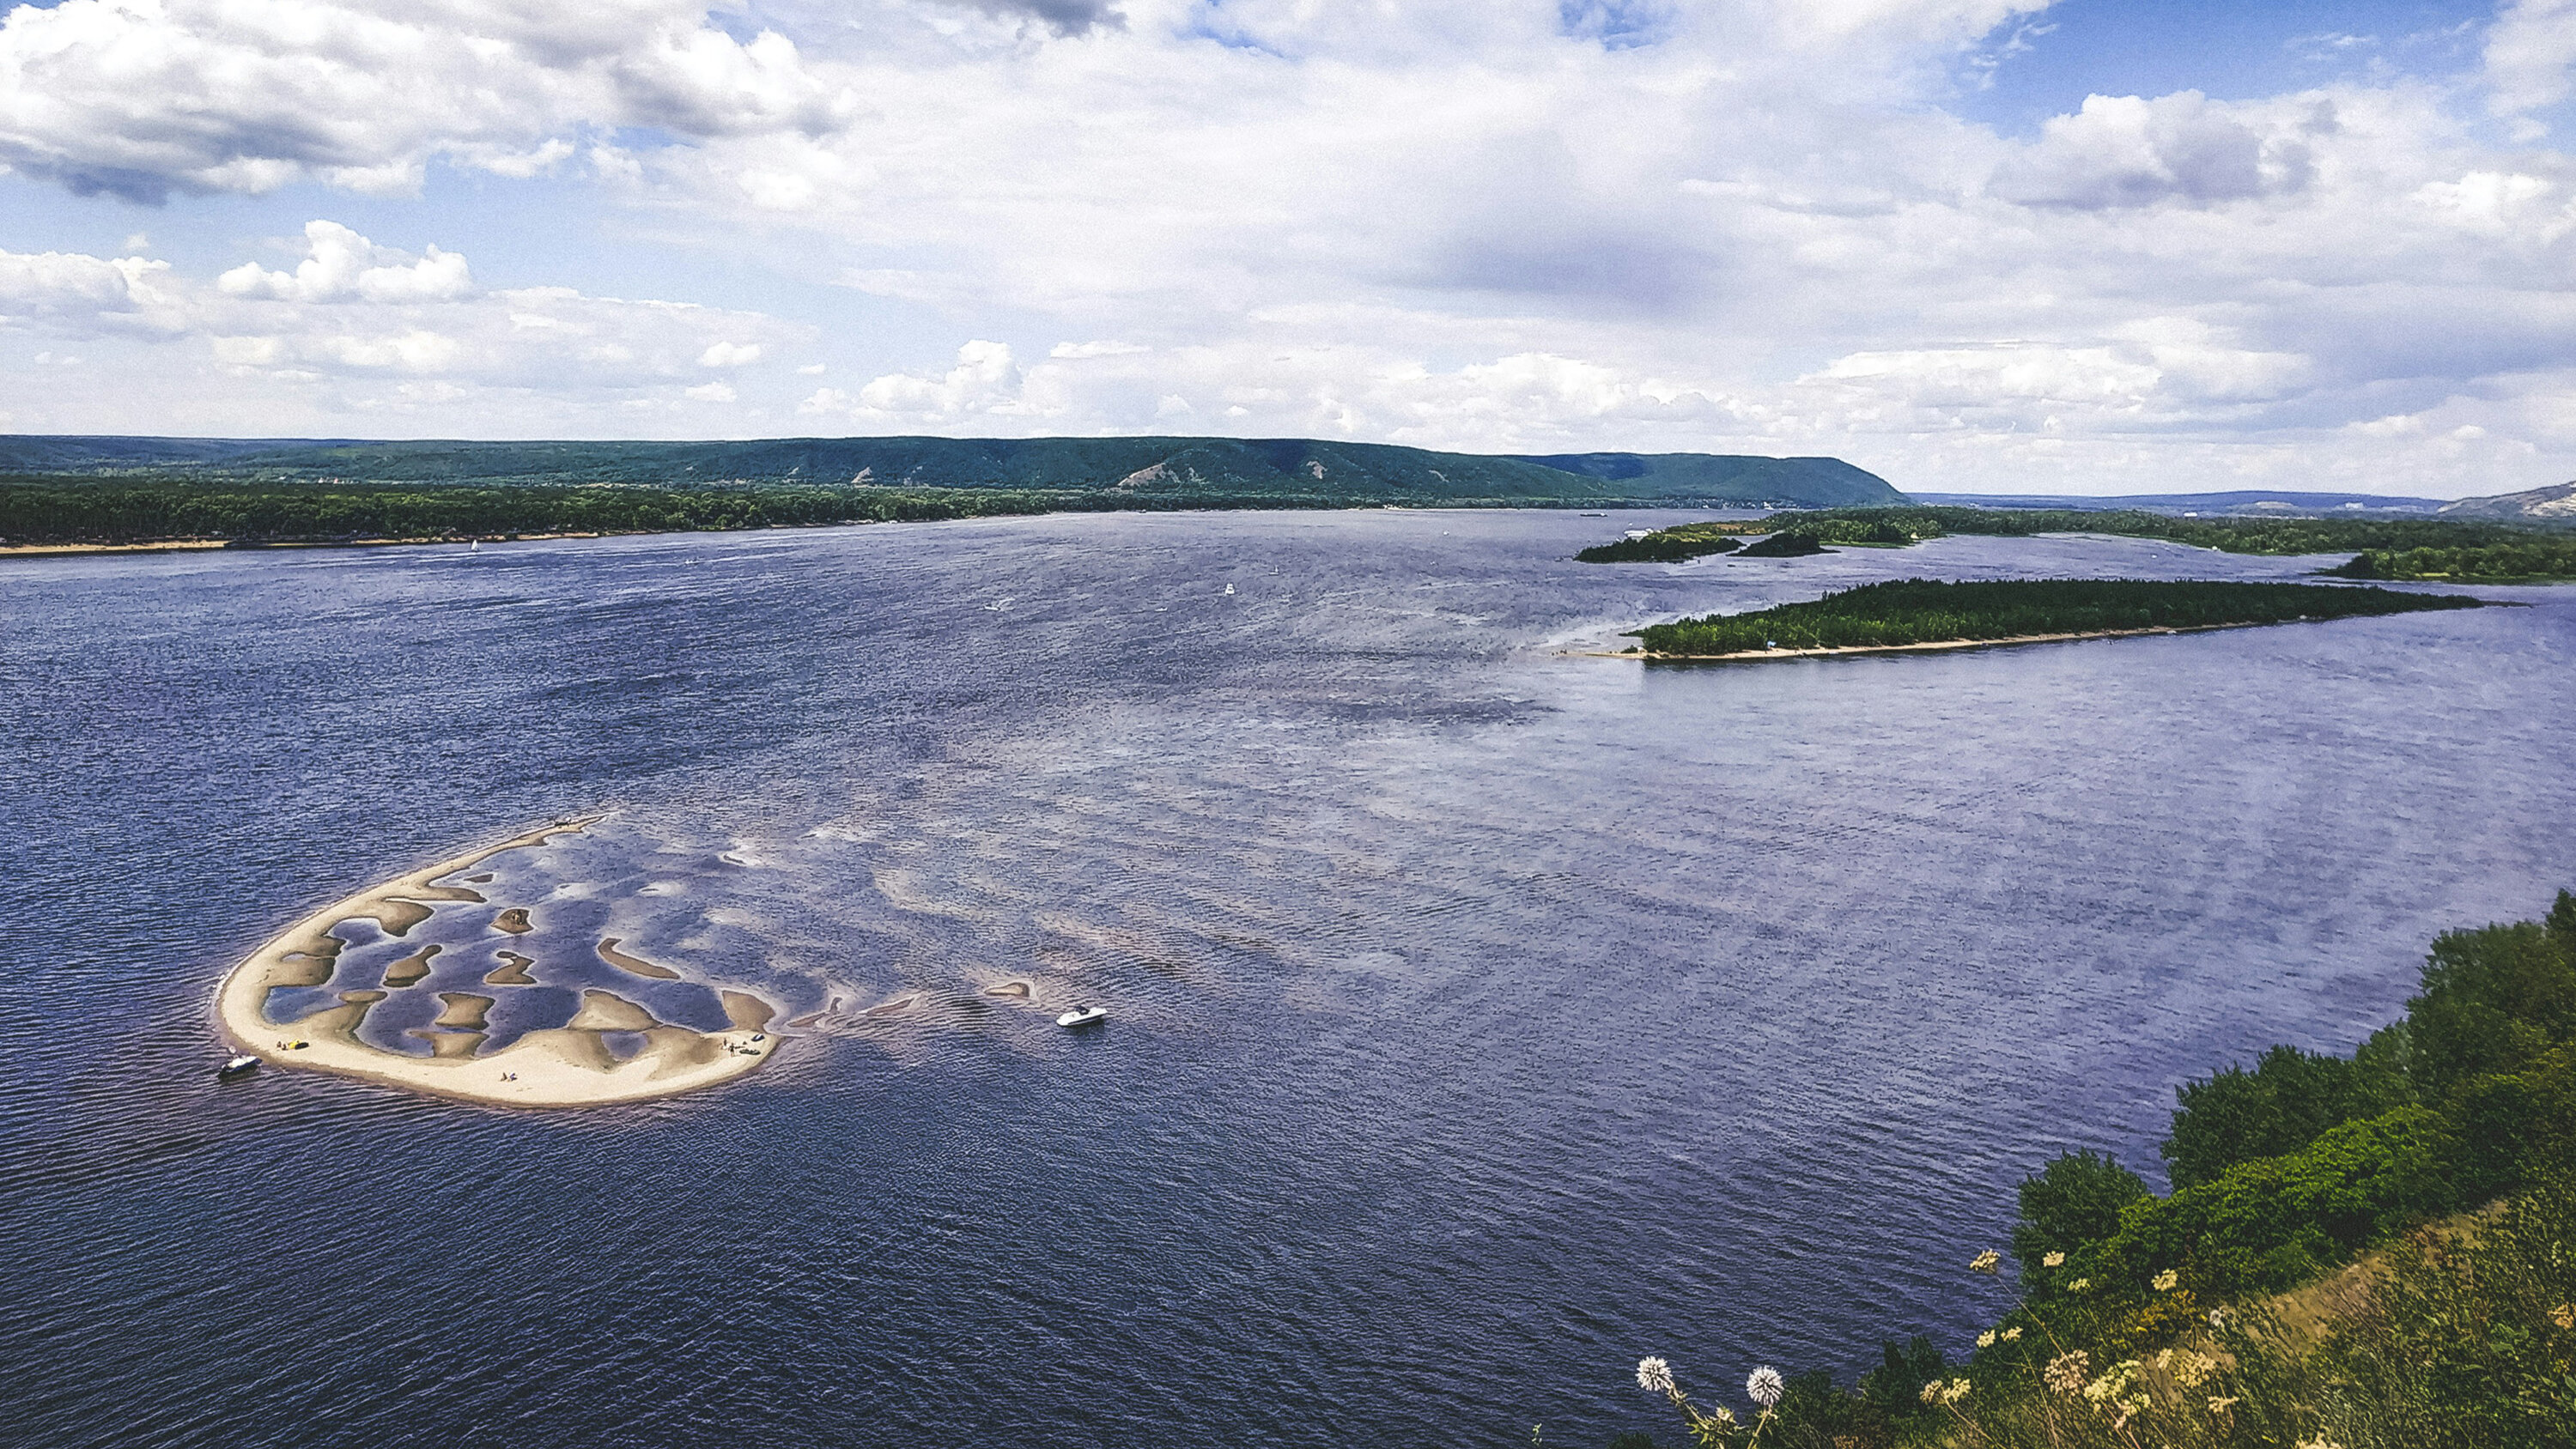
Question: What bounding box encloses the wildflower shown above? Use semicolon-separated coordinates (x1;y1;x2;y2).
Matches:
1636;1357;1675;1395
2154;1349;2172;1371
1941;1379;1971;1405
2041;1251;2066;1268
2293;1439;2346;1449
2068;1277;2092;1292
2083;1361;2143;1410
2043;1351;2091;1395
1970;1249;2002;1274
2171;1350;2218;1389
1975;1331;1996;1349
1920;1380;1943;1406
2555;1303;2575;1331
2153;1269;2180;1292
2208;1396;2240;1415
1708;1404;1736;1426
2208;1307;2232;1330
1746;1366;1783;1410
2000;1326;2022;1343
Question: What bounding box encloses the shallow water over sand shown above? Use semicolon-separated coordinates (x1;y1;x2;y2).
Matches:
5;510;2573;1446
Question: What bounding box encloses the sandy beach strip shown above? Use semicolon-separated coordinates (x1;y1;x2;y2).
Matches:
1580;620;2301;663
212;816;779;1107
0;540;235;561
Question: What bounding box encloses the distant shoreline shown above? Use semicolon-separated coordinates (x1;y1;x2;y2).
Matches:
0;531;630;561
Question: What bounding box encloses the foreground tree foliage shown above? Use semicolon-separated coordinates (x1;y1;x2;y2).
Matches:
1616;893;2576;1449
1631;579;2483;657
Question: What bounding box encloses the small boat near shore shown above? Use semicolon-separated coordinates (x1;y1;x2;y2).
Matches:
1055;1006;1107;1029
217;1053;259;1078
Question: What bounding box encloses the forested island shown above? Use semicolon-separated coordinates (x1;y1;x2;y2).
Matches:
2329;534;2576;583
1582;506;2576;579
1628;579;2484;658
1621;891;2576;1449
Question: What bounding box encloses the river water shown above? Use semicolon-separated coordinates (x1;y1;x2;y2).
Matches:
5;509;2572;1447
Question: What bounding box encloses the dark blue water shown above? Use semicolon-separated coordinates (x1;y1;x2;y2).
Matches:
5;510;2572;1447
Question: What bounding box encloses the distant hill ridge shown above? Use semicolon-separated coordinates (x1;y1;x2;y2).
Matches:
0;434;1904;509
2439;481;2576;522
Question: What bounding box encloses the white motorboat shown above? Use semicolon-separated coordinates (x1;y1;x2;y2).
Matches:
1055;1006;1108;1028
217;1053;260;1078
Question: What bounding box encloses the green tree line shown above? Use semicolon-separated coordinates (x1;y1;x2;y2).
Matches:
1581;506;2576;577
0;478;1566;547
2330;536;2576;582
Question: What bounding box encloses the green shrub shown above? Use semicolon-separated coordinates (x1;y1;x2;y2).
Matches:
2097;1106;2456;1297
2409;907;2576;1100
2015;1151;2149;1275
2166;1040;2414;1189
1856;1335;1947;1420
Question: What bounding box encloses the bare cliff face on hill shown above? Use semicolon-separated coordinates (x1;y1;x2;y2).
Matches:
2439;482;2576;521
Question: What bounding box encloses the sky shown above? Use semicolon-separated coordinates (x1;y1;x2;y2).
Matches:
1;0;2573;496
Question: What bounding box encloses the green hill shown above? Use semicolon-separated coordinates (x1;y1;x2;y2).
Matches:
1510;451;1901;506
0;434;1900;507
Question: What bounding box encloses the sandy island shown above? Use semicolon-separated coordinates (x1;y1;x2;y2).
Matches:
213;816;779;1107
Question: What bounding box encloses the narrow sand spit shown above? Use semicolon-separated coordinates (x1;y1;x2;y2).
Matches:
1578;621;2293;664
213;817;778;1107
596;937;681;979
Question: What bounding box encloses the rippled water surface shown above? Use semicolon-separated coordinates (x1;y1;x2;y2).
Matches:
5;510;2573;1447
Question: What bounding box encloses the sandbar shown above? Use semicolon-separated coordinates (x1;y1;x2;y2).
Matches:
597;937;681;979
213;816;779;1107
566;989;657;1032
787;996;843;1029
381;943;440;987
484;950;537;985
492;907;533;935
